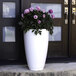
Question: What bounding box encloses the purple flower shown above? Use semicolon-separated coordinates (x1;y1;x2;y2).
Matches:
43;14;46;18
38;20;41;24
51;14;55;19
36;6;41;11
29;7;34;12
42;9;45;13
33;15;38;19
21;13;24;18
24;9;30;14
49;9;53;14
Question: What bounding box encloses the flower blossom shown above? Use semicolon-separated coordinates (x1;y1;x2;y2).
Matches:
29;7;34;12
51;14;55;19
49;9;53;14
43;14;46;18
36;6;41;11
42;9;45;13
24;9;30;14
33;15;38;19
38;20;41;24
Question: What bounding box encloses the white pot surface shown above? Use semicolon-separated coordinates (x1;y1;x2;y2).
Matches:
24;29;49;71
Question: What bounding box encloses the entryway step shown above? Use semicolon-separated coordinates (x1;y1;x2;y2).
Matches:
0;63;76;76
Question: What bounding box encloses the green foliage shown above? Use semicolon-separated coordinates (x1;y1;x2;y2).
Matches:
19;8;54;35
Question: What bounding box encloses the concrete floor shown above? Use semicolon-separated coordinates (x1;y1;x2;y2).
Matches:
0;63;76;76
0;63;76;72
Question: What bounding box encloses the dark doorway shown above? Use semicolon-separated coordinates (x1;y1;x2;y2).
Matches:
0;0;76;64
22;0;76;62
0;0;26;64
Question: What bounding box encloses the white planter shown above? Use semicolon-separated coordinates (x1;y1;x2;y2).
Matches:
24;29;49;71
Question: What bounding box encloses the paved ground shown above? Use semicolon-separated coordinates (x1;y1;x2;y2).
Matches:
0;63;76;76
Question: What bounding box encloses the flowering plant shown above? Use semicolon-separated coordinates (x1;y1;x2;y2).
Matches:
19;6;54;35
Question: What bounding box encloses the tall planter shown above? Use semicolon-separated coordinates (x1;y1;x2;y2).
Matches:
24;29;49;71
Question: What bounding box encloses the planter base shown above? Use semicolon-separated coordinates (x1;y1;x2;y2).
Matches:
30;68;43;71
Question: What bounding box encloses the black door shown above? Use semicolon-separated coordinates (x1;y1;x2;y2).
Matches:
0;0;25;64
22;0;76;61
0;0;76;64
22;0;68;58
69;0;76;57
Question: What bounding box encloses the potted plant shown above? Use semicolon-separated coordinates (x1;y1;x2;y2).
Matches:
19;6;54;71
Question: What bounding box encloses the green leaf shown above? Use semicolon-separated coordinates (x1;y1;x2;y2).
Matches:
35;31;37;35
32;29;34;32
